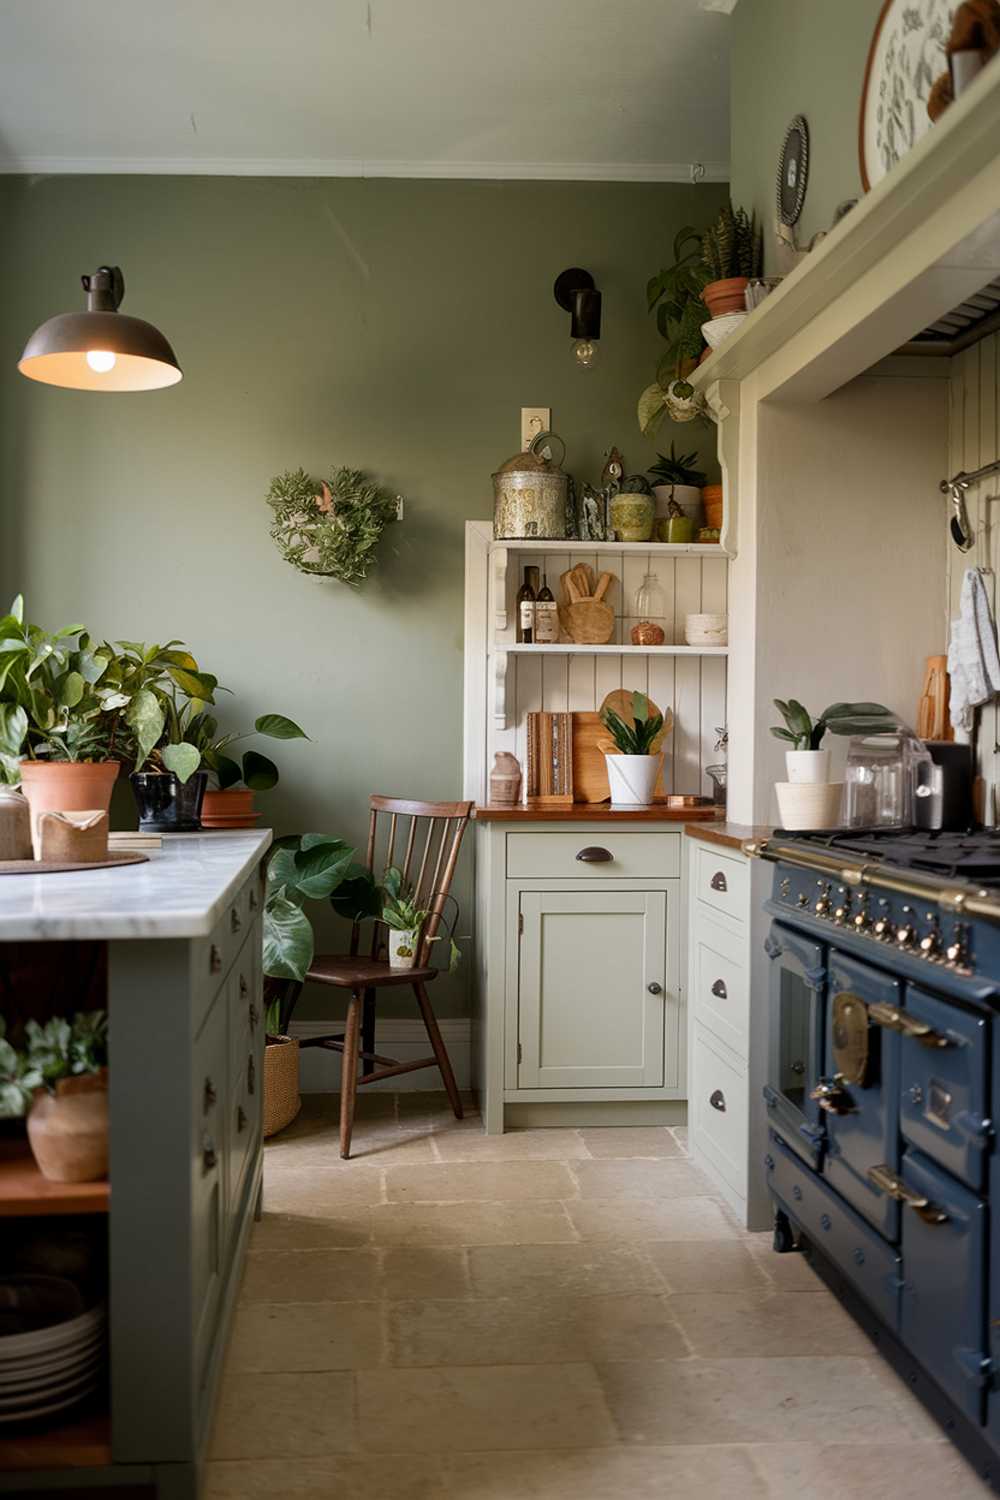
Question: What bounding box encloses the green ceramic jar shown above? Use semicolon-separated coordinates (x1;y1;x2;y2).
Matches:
609;491;655;542
656;514;697;544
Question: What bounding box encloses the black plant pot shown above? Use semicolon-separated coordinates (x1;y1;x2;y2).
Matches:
130;771;208;833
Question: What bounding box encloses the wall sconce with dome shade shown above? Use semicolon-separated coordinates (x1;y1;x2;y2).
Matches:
554;268;601;368
18;266;182;392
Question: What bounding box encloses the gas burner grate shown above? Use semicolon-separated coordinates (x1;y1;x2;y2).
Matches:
775;828;1000;885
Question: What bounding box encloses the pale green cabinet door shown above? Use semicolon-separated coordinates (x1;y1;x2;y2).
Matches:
517;888;668;1089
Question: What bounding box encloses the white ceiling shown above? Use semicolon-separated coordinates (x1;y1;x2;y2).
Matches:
0;0;730;179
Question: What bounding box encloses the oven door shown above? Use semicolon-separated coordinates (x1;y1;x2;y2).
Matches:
899;985;989;1193
763;923;826;1168
821;950;901;1241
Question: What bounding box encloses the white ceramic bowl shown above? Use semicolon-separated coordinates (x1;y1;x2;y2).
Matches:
684;612;727;647
702;312;748;350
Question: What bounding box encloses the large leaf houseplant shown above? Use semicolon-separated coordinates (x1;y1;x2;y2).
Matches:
638;227;711;438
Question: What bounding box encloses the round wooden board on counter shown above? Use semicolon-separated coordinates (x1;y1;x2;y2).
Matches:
0;852;149;876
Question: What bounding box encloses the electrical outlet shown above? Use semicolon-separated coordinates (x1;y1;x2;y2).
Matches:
521;407;551;451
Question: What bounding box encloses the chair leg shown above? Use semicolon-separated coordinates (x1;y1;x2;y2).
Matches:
413;981;463;1120
339;990;363;1159
361;987;376;1077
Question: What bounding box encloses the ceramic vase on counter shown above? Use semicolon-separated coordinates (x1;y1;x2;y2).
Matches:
131;771;208;833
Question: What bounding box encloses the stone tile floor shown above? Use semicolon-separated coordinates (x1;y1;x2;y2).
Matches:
206;1093;994;1499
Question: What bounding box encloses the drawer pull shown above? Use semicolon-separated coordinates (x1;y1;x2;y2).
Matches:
709;1089;726;1112
711;978;728;999
249;887;258;912
248;1002;259;1027
576;846;614;864
203;1077;217;1113
867;1163;948;1224
231;907;242;935
210;944;222;975
202;1135;218;1173
237;1105;248;1133
240;974;249;1000
710;870;728;892
247;1055;256;1096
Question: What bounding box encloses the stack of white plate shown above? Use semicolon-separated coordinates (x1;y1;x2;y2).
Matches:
0;1275;106;1424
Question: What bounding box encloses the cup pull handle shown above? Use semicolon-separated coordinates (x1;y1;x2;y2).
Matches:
710;871;728;892
576;846;614;863
711;978;727;999
709;1089;726;1112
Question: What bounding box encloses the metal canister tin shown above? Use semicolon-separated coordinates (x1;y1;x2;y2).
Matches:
492;431;569;540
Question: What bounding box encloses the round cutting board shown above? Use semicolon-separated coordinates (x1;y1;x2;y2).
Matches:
0;852;148;876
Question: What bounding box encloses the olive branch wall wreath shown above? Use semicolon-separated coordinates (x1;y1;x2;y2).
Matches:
266;466;401;586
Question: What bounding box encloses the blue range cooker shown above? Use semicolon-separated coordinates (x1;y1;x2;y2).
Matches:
753;829;1000;1489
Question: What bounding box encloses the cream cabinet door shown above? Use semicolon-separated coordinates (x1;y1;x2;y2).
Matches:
517;888;670;1089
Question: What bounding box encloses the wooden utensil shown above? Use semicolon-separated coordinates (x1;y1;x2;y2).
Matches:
561;568;584;605
916;654;952;741
593;571;614;603
566;599;615;644
572;563;595;598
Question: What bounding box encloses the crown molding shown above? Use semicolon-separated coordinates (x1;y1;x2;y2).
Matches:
3;155;730;183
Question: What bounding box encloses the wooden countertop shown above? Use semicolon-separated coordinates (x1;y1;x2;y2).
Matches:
474;803;719;823
683;820;772;851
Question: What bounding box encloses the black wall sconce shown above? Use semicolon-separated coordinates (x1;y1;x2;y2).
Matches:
554;268;601;369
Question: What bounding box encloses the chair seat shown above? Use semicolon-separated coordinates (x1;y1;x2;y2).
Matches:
306;954;438;988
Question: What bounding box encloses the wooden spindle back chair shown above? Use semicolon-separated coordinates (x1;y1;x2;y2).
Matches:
297;796;473;1158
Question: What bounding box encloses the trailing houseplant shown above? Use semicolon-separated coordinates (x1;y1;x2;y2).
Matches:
600;691;665;806
0;1012;109;1183
638;227;711;437
266;467;399;585
700;202;763;318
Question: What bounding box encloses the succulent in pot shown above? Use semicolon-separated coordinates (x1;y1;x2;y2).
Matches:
0;1012;109;1182
700;203;763;318
600;691;665;806
648;443;707;534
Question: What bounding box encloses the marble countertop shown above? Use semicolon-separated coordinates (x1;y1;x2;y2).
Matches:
0;830;272;941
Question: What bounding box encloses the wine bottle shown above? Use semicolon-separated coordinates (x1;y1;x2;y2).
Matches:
516;566;539;643
534;573;559;644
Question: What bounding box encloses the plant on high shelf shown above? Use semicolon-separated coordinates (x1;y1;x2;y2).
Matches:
700;202;763;319
638;227;712;437
266;467;400;586
647;442;711;541
770;698;897;831
600;691;666;807
0;1012;109;1183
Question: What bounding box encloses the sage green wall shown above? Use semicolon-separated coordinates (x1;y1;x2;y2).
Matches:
730;0;878;261
0;174;726;1019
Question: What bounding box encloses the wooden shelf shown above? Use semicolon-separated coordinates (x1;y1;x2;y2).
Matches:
491;540;725;556
496;644;728;656
0;1139;109;1217
0;1402;111;1469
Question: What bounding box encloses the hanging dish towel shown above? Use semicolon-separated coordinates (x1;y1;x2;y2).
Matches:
948;567;1000;734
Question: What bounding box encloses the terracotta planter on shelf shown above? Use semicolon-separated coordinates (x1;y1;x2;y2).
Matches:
18;760;119;857
27;1071;109;1183
702;277;749;318
702;485;724;530
200;788;259;829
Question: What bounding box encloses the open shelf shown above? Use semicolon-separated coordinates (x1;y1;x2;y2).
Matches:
0;1402;111;1469
0;1139;109;1217
497;643;728;656
492;539;724;556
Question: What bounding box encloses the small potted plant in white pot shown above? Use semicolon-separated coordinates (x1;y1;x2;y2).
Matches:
600;691;665;806
381;866;431;969
771;698;896;829
0;1012;109;1182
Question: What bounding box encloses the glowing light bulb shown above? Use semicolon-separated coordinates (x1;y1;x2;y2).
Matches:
86;350;117;374
573;338;597;369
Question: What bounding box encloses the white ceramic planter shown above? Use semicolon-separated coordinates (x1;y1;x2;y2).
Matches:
605;753;661;806
775;781;843;830
684;612;727;647
388;927;421;969
652;483;702;523
785;749;831;784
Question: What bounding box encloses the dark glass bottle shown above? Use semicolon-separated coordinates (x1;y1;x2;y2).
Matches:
534;574;558;644
516;565;539;643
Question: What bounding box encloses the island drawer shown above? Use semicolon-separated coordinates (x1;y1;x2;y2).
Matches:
506;830;681;880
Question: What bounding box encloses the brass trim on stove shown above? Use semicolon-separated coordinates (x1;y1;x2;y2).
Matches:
743;839;1000;926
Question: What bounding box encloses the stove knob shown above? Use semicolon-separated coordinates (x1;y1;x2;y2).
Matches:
872;900;892;940
797;893;809;908
833;886;852;925
895;905;916;949
852;896;871;933
814;881;832;918
919;914;942;961
945;922;969;969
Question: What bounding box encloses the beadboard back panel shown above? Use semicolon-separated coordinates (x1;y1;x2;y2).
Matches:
492;548;728;799
948;336;1000;821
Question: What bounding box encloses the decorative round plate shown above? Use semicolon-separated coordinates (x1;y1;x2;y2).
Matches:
860;0;957;191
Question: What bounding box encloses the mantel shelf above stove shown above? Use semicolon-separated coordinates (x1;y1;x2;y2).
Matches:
692;60;1000;406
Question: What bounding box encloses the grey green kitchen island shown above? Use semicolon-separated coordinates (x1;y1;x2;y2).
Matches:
0;829;271;1499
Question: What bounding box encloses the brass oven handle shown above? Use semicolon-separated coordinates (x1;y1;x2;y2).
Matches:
867;1163;949;1224
711;979;727;999
867;1002;951;1049
709;1089;726;1112
576;847;614;863
810;1077;853;1115
710;871;728;892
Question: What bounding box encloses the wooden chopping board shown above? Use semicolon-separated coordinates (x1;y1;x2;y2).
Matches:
572;711;670;802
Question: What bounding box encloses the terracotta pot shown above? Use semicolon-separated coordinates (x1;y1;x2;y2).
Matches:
702;277;749;318
27;1071;109;1183
18;760;119;857
702;485;724;530
263;1036;301;1138
200;788;259;829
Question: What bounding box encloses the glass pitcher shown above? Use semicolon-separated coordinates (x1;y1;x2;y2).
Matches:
631;573;666;646
842;731;933;829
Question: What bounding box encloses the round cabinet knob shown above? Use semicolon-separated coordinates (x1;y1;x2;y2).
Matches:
647;981;663;995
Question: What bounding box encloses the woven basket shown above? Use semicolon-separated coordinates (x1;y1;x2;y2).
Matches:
263;1035;301;1138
